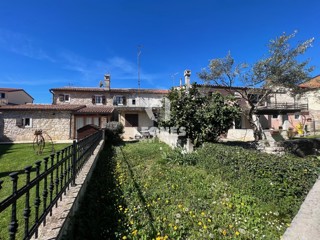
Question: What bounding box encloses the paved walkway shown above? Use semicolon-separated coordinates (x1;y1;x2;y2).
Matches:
282;177;320;240
30;140;104;240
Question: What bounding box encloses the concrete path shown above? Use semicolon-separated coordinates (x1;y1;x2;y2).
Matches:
282;177;320;240
30;140;104;240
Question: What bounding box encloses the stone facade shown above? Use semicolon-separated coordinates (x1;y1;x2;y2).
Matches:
51;87;168;139
0;110;73;142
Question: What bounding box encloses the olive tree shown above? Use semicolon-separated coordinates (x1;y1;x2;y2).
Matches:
198;31;314;140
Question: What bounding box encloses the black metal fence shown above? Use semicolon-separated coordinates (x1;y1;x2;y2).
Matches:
0;130;103;240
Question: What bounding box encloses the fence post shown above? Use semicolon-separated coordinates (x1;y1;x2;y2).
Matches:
23;166;32;239
9;172;19;240
72;140;77;186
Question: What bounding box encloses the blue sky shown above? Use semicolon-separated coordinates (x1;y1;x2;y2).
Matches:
0;0;319;103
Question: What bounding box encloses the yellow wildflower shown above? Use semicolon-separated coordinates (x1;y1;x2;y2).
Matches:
132;229;138;236
198;221;202;226
174;226;178;230
235;231;240;236
222;230;227;236
122;236;127;240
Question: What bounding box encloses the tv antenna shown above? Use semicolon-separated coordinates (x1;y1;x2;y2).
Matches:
137;45;143;96
171;72;179;86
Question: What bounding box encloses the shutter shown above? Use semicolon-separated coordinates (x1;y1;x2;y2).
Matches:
123;96;127;105
59;94;64;102
16;118;23;127
102;96;106;105
113;96;116;105
92;95;96;104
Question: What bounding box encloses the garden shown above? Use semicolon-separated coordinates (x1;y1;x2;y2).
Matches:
63;139;320;239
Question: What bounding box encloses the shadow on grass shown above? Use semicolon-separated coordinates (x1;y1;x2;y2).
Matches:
119;146;157;235
0;144;13;159
0;168;36;179
61;140;128;240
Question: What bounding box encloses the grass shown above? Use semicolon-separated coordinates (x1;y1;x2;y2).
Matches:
0;143;70;240
62;139;320;239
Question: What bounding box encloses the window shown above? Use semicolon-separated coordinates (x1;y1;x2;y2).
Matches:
294;114;300;120
59;94;70;102
132;99;136;105
92;95;106;105
24;118;32;127
0;93;5;98
16;118;32;127
95;95;103;104
113;96;126;106
272;114;279;119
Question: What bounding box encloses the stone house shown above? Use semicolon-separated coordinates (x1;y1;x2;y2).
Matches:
0;104;88;142
50;75;168;139
0;88;34;105
180;70;310;140
299;75;320;133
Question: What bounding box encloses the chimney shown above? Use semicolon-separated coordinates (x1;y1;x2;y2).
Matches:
184;69;191;89
104;74;110;90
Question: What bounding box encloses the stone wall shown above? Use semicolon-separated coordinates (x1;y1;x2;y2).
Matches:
0;110;73;142
54;91;164;108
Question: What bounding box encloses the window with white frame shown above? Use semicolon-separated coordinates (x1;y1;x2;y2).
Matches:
59;94;70;102
92;95;105;105
95;95;103;104
16;118;32;128
113;96;126;106
24;118;32;127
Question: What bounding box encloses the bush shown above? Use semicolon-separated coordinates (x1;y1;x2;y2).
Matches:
105;122;124;145
160;148;199;166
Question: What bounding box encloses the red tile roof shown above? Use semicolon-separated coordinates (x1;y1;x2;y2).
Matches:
50;87;169;94
0;104;86;111
76;106;114;114
299;75;320;89
0;88;24;92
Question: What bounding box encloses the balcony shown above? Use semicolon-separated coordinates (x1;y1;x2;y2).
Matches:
255;102;308;115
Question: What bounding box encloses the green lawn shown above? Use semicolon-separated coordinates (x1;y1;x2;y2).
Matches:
63;139;320;239
0;143;71;240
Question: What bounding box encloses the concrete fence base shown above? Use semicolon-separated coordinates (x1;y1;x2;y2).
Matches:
31;140;105;240
156;130;193;152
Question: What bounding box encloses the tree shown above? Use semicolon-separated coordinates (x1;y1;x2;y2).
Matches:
159;84;240;147
198;31;314;140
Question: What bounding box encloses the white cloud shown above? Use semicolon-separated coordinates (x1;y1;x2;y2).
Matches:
0;28;55;62
59;51;166;86
0;76;66;86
